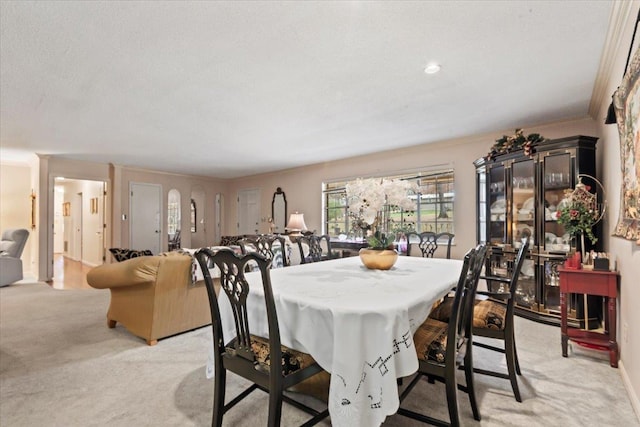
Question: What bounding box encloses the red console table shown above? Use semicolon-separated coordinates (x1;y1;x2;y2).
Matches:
558;267;619;368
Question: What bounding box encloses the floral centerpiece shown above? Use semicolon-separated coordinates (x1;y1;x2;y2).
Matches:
556;179;600;262
345;177;418;250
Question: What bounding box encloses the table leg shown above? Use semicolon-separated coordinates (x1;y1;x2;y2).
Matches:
560;290;568;357
608;296;618;368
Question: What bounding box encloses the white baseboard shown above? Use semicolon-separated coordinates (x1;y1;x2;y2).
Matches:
81;260;99;268
620;360;640;422
61;254;99;268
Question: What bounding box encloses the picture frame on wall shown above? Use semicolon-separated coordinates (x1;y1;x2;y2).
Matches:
612;46;640;244
62;202;71;217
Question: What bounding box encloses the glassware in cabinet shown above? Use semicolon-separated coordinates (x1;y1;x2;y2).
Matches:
511;158;535;249
541;152;573;253
488;164;507;244
542;257;564;314
486;248;538;311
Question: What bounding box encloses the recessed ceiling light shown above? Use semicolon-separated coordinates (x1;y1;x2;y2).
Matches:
424;63;441;74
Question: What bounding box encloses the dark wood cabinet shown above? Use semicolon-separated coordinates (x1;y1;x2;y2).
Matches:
474;135;601;326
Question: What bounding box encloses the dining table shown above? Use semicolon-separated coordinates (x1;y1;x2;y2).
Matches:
207;255;463;427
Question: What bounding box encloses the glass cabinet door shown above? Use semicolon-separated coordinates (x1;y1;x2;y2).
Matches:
511;158;535;249
486;249;537;310
542;153;573;253
476;166;487;244
516;257;536;309
488;164;506;244
542;258;564;314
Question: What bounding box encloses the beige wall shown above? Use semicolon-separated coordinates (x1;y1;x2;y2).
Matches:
226;117;597;260
0;162;35;278
114;167;227;251
29;157;226;280
595;0;640;415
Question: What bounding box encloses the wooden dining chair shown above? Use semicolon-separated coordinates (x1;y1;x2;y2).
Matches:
297;234;334;264
406;231;454;259
168;229;181;251
429;238;529;402
194;248;328;427
471;237;530;402
240;234;290;268
397;244;486;426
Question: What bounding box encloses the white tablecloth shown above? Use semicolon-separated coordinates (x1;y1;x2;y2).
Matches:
209;255;462;427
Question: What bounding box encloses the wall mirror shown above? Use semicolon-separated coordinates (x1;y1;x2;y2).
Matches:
271;187;287;234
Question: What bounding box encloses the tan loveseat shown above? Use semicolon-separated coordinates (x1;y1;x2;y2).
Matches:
87;252;211;345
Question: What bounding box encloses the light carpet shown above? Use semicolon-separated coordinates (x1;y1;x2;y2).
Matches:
0;282;637;426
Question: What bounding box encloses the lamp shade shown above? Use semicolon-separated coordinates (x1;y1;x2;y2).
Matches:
286;212;307;233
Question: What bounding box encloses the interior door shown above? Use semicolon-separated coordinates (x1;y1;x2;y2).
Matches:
237;189;260;235
130;182;161;254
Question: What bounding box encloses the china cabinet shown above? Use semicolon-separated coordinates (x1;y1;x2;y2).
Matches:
474;135;601;326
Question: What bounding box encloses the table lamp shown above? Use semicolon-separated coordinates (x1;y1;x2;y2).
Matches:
286;212;307;238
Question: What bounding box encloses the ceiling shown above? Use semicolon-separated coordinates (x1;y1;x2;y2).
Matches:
0;1;613;179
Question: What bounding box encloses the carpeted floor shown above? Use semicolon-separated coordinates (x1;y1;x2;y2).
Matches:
0;282;637;426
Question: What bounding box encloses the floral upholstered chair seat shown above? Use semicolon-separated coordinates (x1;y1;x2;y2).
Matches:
429;297;507;330
413;317;450;364
224;335;316;376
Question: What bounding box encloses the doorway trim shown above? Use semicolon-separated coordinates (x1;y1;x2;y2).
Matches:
47;175;110;281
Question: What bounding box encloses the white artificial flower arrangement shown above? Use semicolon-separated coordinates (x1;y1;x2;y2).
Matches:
345;177;418;248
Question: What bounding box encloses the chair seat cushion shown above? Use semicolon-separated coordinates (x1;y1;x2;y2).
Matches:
473;299;506;330
429;297;507;330
228;335;316;376
413;318;449;364
428;296;454;322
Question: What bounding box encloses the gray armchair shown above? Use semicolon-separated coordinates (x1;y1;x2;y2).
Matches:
0;229;30;287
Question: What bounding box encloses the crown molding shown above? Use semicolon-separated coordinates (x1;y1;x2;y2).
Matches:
589;1;637;120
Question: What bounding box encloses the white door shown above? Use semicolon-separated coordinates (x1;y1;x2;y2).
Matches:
130;182;161;254
73;192;83;261
53;188;64;253
237;189;260;235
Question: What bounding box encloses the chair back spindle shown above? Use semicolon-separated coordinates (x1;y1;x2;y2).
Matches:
406;231;454;259
297;234;333;263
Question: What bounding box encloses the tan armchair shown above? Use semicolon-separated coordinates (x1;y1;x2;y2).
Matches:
87;252;211;345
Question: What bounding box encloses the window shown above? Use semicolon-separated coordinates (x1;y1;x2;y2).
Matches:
325;188;349;236
323;169;454;238
167;189;181;235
